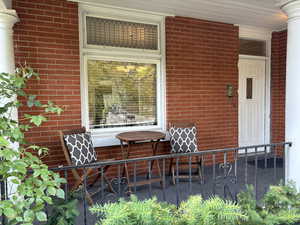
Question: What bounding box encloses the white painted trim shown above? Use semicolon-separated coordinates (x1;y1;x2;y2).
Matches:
160;16;167;133
265;38;272;146
277;0;299;9
69;0;278;16
239;55;268;60
238;25;272;147
75;1;174;18
202;0;279;14
79;4;167;147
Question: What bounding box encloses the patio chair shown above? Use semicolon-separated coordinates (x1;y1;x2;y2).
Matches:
168;122;203;185
59;127;115;205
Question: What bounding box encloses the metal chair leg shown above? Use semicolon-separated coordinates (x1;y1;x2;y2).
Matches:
172;165;176;185
85;190;94;205
104;175;116;194
169;158;174;176
197;157;203;184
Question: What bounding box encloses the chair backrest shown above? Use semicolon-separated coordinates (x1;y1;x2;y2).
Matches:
168;122;198;153
168;122;195;129
59;127;97;166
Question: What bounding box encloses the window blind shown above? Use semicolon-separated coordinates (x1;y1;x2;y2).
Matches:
87;60;157;129
86;16;159;50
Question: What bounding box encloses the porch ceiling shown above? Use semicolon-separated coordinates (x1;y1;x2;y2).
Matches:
71;0;287;30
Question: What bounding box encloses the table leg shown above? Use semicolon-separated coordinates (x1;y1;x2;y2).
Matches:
150;140;163;187
120;140;132;194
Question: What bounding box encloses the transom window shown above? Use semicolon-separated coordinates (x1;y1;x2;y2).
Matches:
86;17;158;50
239;38;266;57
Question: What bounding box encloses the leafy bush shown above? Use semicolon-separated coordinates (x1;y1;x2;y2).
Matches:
46;192;80;225
90;195;176;225
237;182;300;225
0;66;74;224
177;195;247;225
91;183;300;225
90;195;246;225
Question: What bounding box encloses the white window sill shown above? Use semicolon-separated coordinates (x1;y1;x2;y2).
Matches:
91;128;169;147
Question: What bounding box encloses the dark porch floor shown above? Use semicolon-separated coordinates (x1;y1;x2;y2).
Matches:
76;156;284;225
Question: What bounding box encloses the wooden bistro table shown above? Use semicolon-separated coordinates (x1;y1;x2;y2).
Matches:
116;131;165;193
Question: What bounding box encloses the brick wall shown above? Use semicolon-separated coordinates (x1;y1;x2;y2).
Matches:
166;17;239;150
13;0;239;176
271;30;287;143
13;0;81;167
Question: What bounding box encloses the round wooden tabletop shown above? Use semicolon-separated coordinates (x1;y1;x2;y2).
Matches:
116;131;166;142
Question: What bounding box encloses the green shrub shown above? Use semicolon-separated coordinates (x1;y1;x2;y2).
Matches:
90;183;300;225
45;192;80;225
90;195;246;225
177;195;247;225
0;66;79;224
90;195;176;225
237;182;300;225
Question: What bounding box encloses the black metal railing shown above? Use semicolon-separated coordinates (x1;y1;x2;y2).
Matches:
0;142;292;225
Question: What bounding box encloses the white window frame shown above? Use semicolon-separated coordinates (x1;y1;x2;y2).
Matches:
79;4;167;147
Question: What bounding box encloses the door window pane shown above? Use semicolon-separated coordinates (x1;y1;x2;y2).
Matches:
246;78;253;99
88;60;157;129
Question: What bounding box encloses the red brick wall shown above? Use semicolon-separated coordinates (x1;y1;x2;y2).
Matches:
13;1;239;173
271;30;287;143
166;17;239;150
13;0;81;167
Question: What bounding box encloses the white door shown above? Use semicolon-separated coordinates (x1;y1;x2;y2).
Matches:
238;57;266;149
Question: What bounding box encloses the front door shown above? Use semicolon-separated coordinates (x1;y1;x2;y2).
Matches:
238;57;266;148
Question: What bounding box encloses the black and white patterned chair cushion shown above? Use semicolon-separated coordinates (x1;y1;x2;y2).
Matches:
169;126;198;153
63;133;97;166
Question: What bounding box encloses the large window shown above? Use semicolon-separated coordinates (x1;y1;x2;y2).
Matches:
87;60;158;129
80;5;166;144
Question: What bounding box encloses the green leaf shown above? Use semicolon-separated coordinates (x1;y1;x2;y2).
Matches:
24;210;34;222
14;161;27;174
27;95;36;107
0;136;9;146
4;207;16;218
11;178;20;184
25;114;47;126
34;100;42;107
47;186;57;196
42;196;53;204
36;211;47;222
56;189;65;199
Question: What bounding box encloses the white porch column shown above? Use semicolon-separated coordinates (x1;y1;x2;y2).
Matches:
0;1;18;121
0;0;18;74
0;0;18;197
279;0;300;188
